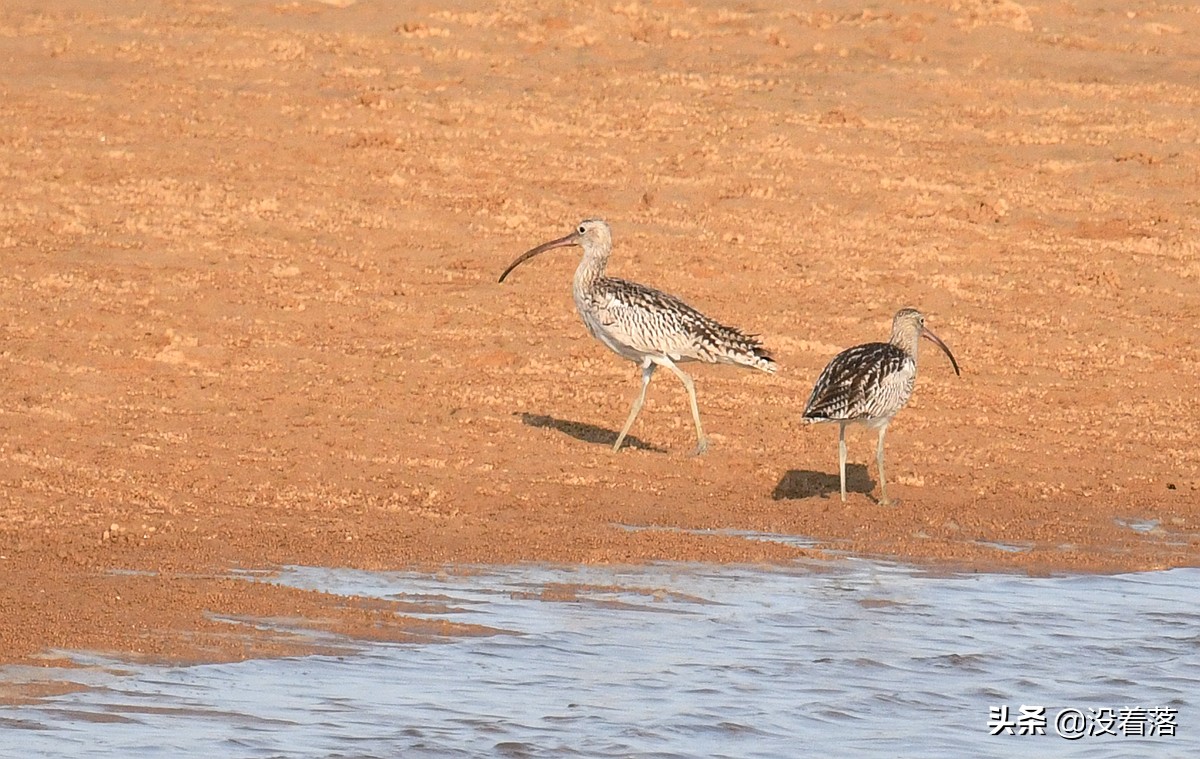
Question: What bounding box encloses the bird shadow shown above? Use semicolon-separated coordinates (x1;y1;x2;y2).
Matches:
772;466;874;501
517;413;667;453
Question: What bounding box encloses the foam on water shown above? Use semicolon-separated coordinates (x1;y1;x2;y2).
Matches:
2;560;1197;758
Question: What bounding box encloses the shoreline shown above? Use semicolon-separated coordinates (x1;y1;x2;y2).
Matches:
2;0;1198;667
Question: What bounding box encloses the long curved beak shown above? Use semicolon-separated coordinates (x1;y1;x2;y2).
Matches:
921;326;961;377
498;232;581;283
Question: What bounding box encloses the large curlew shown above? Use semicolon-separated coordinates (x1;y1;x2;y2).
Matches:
803;307;960;505
499;219;775;455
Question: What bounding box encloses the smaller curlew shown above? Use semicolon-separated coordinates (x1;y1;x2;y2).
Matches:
802;307;960;505
499;219;775;455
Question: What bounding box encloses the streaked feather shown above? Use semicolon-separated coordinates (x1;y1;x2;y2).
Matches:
582;277;776;373
803;342;916;423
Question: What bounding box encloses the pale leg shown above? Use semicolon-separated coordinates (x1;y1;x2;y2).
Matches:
838;422;848;502
613;362;656;452
662;360;707;455
876;423;891;506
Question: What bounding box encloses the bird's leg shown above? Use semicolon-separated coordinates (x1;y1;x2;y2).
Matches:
876;423;892;506
838;423;848;503
662;361;707;455
613;362;656;452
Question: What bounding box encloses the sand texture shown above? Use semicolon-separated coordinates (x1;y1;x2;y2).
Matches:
1;0;1198;663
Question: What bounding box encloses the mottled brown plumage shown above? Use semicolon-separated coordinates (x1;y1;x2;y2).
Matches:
803;342;916;424
500;219;774;454
804;308;960;505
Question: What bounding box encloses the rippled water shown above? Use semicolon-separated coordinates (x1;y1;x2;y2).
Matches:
2;560;1197;758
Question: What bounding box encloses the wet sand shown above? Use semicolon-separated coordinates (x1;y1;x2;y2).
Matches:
1;0;1198;664
9;564;1199;756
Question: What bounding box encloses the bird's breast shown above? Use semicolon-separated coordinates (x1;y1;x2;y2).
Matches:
574;289;646;363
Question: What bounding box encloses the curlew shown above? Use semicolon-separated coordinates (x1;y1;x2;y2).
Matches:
802;307;960;505
499;219;775;455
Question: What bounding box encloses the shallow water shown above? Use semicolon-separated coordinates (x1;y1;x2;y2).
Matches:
2;560;1197;758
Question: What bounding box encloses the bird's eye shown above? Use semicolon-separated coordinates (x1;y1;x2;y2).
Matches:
578;225;586;234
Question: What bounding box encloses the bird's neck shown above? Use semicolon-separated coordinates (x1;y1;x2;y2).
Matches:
573;249;608;293
890;326;921;362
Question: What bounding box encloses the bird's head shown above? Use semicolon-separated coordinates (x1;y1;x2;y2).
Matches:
893;308;961;377
498;219;611;283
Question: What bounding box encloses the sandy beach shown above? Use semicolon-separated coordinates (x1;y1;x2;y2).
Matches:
1;0;1198;665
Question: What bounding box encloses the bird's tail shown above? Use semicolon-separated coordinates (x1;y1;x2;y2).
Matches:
744;344;777;374
716;332;777;374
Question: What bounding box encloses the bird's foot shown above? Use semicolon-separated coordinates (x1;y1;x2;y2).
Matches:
691;438;709;457
876;496;897;507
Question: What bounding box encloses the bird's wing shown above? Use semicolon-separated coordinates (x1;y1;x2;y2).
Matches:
590;278;773;368
586;280;702;357
803;343;914;421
